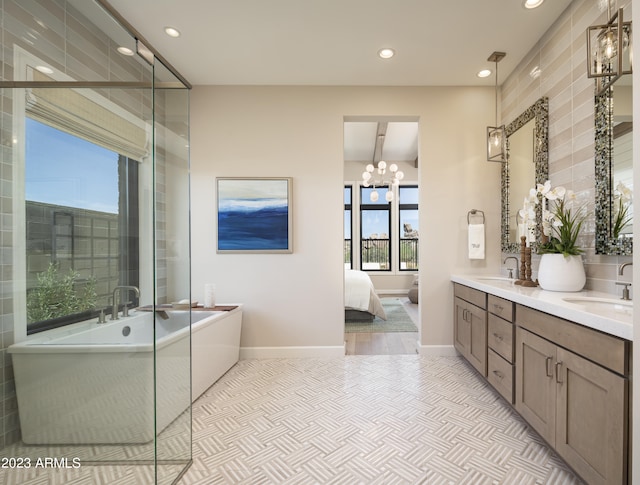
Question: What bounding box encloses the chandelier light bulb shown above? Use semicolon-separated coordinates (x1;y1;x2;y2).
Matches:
378;160;387;170
366;164;375;172
385;191;394;202
389;163;398;172
362;171;372;181
396;171;404;180
370;190;379;202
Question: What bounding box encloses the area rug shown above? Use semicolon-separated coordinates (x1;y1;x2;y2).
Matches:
345;298;418;333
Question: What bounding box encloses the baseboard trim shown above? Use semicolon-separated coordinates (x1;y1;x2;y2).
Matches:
417;344;457;356
240;345;345;359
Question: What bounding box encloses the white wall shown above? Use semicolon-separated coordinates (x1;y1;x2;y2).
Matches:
190;86;501;356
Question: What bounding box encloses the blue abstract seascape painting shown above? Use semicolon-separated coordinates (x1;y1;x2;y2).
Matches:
217;178;292;252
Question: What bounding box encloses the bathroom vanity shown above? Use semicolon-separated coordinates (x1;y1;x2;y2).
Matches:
451;275;632;485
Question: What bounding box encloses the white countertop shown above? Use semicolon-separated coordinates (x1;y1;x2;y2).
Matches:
451;275;633;341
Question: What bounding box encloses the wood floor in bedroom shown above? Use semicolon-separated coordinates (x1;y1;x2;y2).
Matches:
344;296;418;355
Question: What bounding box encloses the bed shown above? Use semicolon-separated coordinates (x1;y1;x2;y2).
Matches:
344;269;387;322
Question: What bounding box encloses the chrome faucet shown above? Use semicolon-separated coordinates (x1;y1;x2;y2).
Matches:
619;262;633;275
111;286;140;320
617;262;633;301
503;256;520;279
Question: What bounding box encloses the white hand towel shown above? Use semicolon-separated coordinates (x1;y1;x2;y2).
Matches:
468;223;485;260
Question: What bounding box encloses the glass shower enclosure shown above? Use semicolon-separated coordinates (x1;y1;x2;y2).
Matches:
0;1;191;484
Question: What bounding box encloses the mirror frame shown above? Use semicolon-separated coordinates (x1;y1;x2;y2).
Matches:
594;86;633;255
501;96;549;253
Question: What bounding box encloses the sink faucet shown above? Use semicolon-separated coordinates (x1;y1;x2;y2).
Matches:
503;256;520;279
617;262;633;301
111;286;140;320
619;262;633;275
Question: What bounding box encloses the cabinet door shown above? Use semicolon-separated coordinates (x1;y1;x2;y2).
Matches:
467;302;487;377
454;297;471;356
515;328;557;446
555;347;627;485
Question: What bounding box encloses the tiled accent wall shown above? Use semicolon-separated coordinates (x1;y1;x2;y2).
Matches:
0;0;153;448
501;0;633;295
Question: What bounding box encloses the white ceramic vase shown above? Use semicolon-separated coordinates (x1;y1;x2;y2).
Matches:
537;253;586;292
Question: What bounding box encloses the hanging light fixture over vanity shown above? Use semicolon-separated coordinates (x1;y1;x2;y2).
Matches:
486;51;507;162
586;0;632;96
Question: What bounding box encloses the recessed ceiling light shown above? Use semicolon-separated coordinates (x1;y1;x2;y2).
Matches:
378;48;395;59
477;69;492;78
117;46;135;56
523;0;544;9
164;26;181;38
35;65;54;74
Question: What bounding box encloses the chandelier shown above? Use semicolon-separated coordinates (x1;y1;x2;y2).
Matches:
362;161;404;202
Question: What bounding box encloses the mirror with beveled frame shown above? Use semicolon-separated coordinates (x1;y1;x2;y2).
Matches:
501;97;549;253
595;83;633;255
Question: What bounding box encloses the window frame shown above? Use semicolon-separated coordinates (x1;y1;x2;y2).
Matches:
398;185;419;271
359;185;392;272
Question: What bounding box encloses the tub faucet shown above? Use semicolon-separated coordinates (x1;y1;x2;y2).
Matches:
111;286;140;320
503;256;520;279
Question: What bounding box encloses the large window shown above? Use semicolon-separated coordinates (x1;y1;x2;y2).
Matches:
25;118;139;333
360;186;391;270
399;186;419;270
344;185;353;268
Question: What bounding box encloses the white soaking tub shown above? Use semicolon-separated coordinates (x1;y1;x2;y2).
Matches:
9;305;242;444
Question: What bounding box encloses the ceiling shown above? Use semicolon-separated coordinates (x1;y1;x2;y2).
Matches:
103;0;576;165
105;0;574;87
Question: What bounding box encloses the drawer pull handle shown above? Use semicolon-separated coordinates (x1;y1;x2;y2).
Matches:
492;332;503;342
494;304;504;312
556;362;563;383
492;370;504;380
545;356;553;377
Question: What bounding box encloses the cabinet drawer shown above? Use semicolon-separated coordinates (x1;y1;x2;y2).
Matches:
454;283;486;309
516;304;629;376
488;314;514;362
488;295;514;322
488;349;514;403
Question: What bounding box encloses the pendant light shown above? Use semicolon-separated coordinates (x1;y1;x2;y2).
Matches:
586;0;632;96
486;51;506;163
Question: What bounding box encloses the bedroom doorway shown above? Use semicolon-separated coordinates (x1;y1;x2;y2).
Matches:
343;117;419;355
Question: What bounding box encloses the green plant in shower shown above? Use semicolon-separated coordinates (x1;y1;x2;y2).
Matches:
26;263;97;323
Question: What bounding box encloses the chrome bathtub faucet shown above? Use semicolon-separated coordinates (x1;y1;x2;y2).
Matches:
111;286;140;320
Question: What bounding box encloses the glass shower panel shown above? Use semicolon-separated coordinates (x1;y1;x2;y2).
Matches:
152;61;192;485
0;1;192;484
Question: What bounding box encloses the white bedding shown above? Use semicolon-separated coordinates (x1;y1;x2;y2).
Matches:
344;269;387;320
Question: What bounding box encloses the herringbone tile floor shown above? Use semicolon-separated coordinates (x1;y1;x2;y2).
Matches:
179;355;583;484
0;355;585;484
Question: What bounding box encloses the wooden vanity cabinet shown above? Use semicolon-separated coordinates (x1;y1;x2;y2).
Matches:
486;295;515;403
453;284;487;377
515;304;629;485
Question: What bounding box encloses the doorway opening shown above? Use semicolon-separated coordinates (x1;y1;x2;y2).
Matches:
343;117;420;355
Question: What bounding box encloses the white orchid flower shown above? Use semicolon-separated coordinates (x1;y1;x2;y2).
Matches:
546;185;566;201
537;180;551;196
616;181;633;202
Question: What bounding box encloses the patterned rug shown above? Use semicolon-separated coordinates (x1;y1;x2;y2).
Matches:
345;298;418;333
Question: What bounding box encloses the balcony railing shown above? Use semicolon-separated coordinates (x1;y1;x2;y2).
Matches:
344;238;418;271
400;238;419;270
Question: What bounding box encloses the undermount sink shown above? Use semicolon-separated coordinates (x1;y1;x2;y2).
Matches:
474;276;514;283
561;296;633;316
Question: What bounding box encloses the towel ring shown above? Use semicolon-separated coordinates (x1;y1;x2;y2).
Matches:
467;209;485;225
